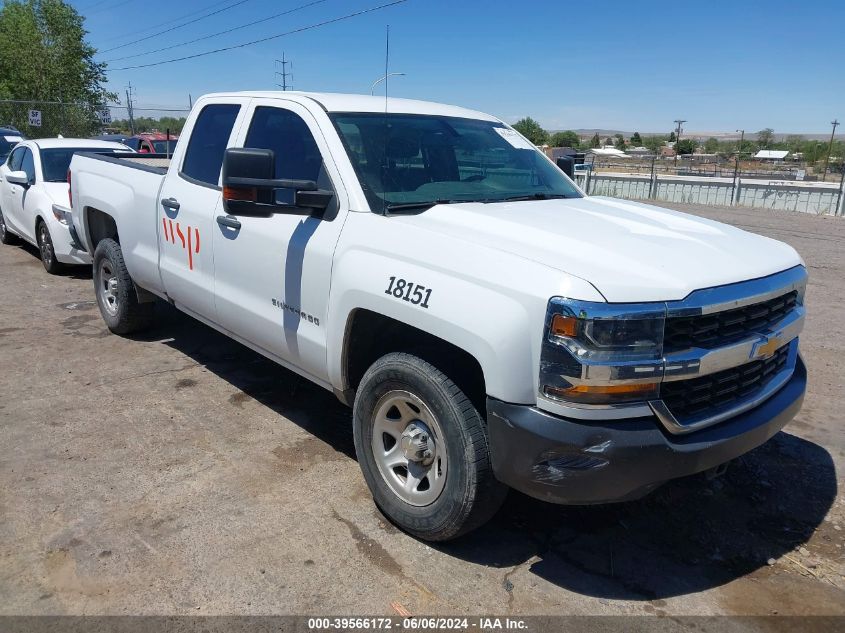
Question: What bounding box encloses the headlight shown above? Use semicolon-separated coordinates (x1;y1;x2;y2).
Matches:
52;204;70;225
541;298;665;405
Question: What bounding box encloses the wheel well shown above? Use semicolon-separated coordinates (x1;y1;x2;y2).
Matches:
86;207;118;250
34;214;45;234
344;309;487;415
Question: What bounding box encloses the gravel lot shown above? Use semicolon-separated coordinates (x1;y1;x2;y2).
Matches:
1;203;843;616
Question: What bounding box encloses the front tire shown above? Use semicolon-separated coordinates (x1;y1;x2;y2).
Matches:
0;209;18;245
92;238;154;335
36;220;64;274
353;353;507;541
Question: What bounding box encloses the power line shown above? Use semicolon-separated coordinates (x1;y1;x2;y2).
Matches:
104;0;328;63
99;0;254;54
275;53;293;90
95;0;236;44
86;0;134;16
107;0;409;72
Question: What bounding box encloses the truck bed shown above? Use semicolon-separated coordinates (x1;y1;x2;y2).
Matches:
70;151;168;295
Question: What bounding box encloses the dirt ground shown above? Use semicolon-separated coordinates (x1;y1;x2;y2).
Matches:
0;203;843;617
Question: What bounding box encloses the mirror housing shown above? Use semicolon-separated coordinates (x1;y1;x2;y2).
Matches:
221;147;334;217
5;170;30;187
556;156;575;179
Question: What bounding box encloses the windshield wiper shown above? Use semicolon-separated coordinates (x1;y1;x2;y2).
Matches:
383;199;466;214
487;193;573;203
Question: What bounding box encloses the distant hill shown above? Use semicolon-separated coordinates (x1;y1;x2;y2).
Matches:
556;129;844;142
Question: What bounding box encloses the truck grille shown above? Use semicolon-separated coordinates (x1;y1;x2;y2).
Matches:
660;343;790;421
664;291;798;353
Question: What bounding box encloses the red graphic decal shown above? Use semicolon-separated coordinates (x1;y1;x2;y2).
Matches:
187;226;193;270
163;220;202;271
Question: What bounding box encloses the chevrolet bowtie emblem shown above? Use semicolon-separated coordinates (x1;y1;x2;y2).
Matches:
750;333;784;360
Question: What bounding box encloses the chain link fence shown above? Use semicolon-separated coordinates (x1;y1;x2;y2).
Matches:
0;100;190;138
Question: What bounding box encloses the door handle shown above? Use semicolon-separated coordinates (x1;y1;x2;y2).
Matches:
216;215;241;230
161;197;180;211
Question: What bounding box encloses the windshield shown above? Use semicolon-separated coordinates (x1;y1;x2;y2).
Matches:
330;113;581;212
152;139;178;154
40;148;126;182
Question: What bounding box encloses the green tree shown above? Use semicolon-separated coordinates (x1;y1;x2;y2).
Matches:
0;0;115;137
784;134;805;153
549;130;580;148
614;133;626;150
642;135;667;153
756;128;775;149
630;132;643;145
675;139;697;155
704;137;720;153
668;131;676;142
589;133;601;148
511;117;548;145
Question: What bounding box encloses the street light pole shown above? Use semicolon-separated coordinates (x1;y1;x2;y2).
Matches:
822;119;839;182
371;72;406;95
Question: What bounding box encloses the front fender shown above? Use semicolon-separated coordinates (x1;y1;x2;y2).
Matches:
327;234;604;405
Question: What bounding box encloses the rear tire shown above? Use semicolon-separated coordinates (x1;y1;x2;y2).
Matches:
92;238;154;335
353;352;507;541
36;220;64;274
0;209;18;245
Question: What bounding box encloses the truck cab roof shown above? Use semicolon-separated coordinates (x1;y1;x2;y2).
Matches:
201;91;501;122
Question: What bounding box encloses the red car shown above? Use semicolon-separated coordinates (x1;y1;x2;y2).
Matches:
125;133;178;154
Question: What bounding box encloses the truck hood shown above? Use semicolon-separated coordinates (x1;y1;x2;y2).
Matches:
395;196;802;302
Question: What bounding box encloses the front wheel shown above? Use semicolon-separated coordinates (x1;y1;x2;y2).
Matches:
37;220;64;274
353;353;507;541
92;238;154;335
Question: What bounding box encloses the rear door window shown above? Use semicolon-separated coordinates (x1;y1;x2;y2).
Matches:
181;104;241;186
8;146;25;170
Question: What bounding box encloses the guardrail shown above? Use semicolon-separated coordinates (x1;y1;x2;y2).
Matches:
574;172;845;216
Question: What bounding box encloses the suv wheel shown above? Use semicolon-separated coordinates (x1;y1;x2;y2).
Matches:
353;352;507;541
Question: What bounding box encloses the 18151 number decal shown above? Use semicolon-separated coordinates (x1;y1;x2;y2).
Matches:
385;276;432;308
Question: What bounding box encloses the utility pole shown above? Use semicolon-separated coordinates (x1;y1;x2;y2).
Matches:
275;53;292;91
125;82;136;135
733;129;745;180
673;119;686;166
822;119;839;182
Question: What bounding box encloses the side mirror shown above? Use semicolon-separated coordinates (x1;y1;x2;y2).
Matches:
221;147;334;217
556;156;575;179
5;170;30;187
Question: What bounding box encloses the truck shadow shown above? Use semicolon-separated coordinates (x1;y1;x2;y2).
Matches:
145;302;837;601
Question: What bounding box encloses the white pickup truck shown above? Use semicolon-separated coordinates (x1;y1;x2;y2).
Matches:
69;92;807;541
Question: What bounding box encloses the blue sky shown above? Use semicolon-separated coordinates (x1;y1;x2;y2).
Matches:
71;0;844;134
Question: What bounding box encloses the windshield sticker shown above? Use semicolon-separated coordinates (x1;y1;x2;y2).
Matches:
3;136;23;143
493;127;536;150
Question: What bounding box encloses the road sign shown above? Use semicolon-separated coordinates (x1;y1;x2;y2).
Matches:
796;169;806;181
98;109;112;124
28;110;42;127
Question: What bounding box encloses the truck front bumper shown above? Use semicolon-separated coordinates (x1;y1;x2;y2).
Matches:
486;357;806;505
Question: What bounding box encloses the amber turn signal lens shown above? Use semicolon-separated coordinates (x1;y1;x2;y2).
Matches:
223;186;257;201
551;314;578;338
544;382;659;405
